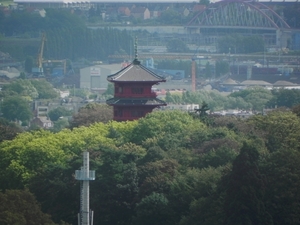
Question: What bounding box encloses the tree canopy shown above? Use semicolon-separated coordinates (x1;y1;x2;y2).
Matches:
0;109;300;225
0;189;57;225
1;96;33;122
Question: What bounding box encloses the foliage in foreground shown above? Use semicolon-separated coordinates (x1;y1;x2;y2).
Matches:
0;109;300;225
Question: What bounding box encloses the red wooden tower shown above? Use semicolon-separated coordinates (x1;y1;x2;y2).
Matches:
106;48;166;121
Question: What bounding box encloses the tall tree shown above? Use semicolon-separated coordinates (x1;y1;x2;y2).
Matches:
0;118;23;142
223;142;273;225
261;149;300;225
0;189;57;225
48;106;72;121
1;96;32;122
133;192;174;225
70;103;113;128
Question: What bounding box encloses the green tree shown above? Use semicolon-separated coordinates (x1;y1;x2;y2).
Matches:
48;106;72;121
1;96;32;122
51;118;69;132
19;72;26;79
138;159;179;198
93;145;142;225
1;79;38;99
196;138;239;168
133;192;174;225
0;118;23;142
223;142;273;225
177;167;225;225
29;161;80;225
131;110;205;149
0;189;56;225
230;87;273;111
291;103;300;117
0;122;116;190
268;89;300;108
30;79;59;99
248;111;300;152
261;149;300;225
70;103;113;128
25;56;34;73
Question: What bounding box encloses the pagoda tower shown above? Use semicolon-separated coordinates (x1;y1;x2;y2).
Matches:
106;42;166;121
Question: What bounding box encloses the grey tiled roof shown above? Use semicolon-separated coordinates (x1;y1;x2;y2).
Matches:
106;97;167;106
107;59;166;82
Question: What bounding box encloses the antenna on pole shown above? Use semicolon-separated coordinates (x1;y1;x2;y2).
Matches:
75;151;95;225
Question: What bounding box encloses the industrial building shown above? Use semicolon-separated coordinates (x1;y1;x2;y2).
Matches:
79;63;121;92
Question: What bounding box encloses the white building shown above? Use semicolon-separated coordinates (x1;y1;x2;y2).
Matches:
80;64;120;92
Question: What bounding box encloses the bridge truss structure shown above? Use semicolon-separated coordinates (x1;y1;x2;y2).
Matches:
186;0;292;48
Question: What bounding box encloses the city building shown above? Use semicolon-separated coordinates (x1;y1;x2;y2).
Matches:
80;64;120;92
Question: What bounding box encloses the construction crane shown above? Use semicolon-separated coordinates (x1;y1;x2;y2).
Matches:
32;32;46;77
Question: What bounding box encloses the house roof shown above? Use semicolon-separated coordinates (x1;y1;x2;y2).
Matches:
107;59;166;83
273;80;297;86
118;6;130;14
222;78;238;85
240;80;272;86
106;97;166;106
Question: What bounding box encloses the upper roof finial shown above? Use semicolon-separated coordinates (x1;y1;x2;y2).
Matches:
135;36;138;60
133;36;140;65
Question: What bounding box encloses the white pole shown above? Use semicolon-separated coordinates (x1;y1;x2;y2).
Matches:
82;152;89;225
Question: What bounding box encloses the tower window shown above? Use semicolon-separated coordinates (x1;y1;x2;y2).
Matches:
114;110;123;117
131;110;144;117
132;87;143;94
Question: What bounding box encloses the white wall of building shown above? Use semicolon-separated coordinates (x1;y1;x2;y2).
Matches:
80;64;120;91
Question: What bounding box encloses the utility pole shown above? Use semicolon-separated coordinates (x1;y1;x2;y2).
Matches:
75;151;95;225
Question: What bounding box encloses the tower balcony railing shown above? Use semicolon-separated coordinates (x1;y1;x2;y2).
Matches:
75;170;96;180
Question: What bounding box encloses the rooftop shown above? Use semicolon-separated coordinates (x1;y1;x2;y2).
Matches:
107;59;166;83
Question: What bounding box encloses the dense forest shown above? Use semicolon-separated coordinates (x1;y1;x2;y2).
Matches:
1;108;300;224
0;9;133;61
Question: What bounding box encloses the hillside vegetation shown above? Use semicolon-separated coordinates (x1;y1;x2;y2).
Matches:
1;109;300;225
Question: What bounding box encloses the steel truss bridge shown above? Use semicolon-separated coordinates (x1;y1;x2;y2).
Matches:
185;0;294;48
186;0;290;31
